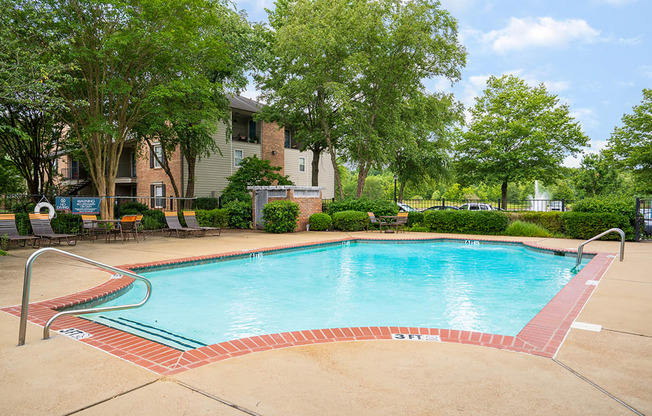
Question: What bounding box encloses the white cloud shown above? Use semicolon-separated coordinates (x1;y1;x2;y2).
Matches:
570;108;600;130
592;0;636;5
483;17;601;54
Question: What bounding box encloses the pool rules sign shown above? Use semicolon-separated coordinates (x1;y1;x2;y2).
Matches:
392;333;441;342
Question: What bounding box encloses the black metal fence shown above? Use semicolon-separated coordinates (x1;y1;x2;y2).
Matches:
398;198;569;212
635;197;652;242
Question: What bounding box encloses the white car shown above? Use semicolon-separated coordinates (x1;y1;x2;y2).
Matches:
396;202;419;212
458;203;496;211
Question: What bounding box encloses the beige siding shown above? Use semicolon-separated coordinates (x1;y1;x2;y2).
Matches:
284;149;335;199
184;121;263;197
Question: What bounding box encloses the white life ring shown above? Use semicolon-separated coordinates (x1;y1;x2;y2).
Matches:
34;202;56;219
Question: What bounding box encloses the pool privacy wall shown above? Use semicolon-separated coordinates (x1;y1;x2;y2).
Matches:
1;236;613;375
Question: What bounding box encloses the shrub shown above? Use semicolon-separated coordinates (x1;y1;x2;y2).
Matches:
521;212;564;234
141;210;165;230
194;209;228;228
309;213;332;231
116;201;149;216
225;201;252;229
332;210;369;231
504;221;552;238
570;196;635;239
50;213;82;234
192;197;219;210
561;212;631;240
262;200;299;233
327;198;398;217
408;211;424;226
423;210;509;234
409;225;429;233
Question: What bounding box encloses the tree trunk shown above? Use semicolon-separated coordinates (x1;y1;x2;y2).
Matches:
321;117;343;199
501;181;508;210
184;155;196;210
399;181;406;202
355;159;372;198
311;147;320;187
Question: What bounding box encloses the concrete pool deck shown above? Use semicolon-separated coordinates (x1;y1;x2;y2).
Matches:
0;230;649;415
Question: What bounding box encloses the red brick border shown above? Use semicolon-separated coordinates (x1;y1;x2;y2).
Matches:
1;237;613;375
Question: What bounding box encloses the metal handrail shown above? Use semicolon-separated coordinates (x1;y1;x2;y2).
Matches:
18;247;152;346
575;228;625;268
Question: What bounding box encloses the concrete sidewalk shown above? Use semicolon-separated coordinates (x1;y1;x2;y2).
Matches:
0;230;649;415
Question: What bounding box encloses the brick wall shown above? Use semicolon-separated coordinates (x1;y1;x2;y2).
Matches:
261;121;285;176
263;189;323;232
135;141;183;209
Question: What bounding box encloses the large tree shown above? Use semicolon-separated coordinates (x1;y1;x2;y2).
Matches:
456;75;588;208
37;0;236;218
574;153;624;198
605;88;652;193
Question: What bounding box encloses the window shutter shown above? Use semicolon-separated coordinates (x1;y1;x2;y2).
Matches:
162;184;166;209
150;185;155;208
150;146;154;168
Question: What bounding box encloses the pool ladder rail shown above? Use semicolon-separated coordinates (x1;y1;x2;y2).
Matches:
575;228;625;269
18;247;152;346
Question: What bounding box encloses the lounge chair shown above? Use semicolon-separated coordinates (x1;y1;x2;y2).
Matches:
135;215;145;240
0;214;40;250
112;215;139;243
28;213;77;246
367;212;390;232
183;211;221;236
162;211;206;238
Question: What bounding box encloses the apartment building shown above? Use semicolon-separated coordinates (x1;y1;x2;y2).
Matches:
57;96;335;206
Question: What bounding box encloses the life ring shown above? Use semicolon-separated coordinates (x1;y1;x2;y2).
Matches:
34;202;56;219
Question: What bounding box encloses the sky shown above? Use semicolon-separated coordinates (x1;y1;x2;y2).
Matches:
234;0;652;167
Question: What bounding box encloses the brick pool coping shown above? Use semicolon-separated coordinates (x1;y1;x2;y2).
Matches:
1;236;613;375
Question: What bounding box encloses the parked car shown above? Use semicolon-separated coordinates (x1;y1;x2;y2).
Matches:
458;203;496;211
396;202;419;212
423;205;459;211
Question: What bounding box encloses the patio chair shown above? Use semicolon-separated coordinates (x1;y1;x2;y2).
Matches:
135;215;145;240
0;214;40;250
367;212;390;232
112;215;138;243
183;210;222;236
394;212;409;233
81;215;101;242
28;213;77;246
162;211;206;238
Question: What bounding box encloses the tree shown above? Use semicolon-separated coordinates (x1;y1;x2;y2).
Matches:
456;75;588;208
388;93;462;200
605;88;652;193
575;153;623;198
0;0;64;201
39;0;235;218
136;4;255;209
221;156;293;204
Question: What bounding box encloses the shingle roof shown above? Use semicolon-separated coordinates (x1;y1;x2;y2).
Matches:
228;95;262;113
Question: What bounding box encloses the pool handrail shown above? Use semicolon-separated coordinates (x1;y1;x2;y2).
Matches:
575;228;625;268
18;247;152;346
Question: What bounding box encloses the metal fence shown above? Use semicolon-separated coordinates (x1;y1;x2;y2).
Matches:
398;198;569;212
635;197;652;242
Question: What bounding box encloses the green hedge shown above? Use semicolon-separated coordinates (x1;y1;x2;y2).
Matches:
560;212;631;240
504;220;552;237
194;209;228;228
309;213;332;231
332;210;369;231
327;199;398;217
225;201;252;229
262;200;299;233
423;210;509;234
570;196;635;239
141;210;165;230
116;201;149;216
192;197;219;210
408;211;425;226
521;212;563;234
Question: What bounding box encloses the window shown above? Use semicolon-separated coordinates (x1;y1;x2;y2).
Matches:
234;149;243;167
150;144;164;169
131;152;137;177
284;129;292;148
299;157;306;173
150;183;166;209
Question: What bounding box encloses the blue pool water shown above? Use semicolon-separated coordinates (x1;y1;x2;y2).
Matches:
84;241;580;350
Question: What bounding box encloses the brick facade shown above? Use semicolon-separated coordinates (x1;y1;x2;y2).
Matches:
261;121;285;176
135;141;183;209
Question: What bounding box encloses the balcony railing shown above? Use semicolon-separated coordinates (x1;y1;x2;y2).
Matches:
60;167;89;181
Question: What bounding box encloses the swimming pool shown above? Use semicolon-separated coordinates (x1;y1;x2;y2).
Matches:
83;240;581;351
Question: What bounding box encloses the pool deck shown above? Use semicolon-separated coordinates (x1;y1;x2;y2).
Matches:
0;230;650;415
